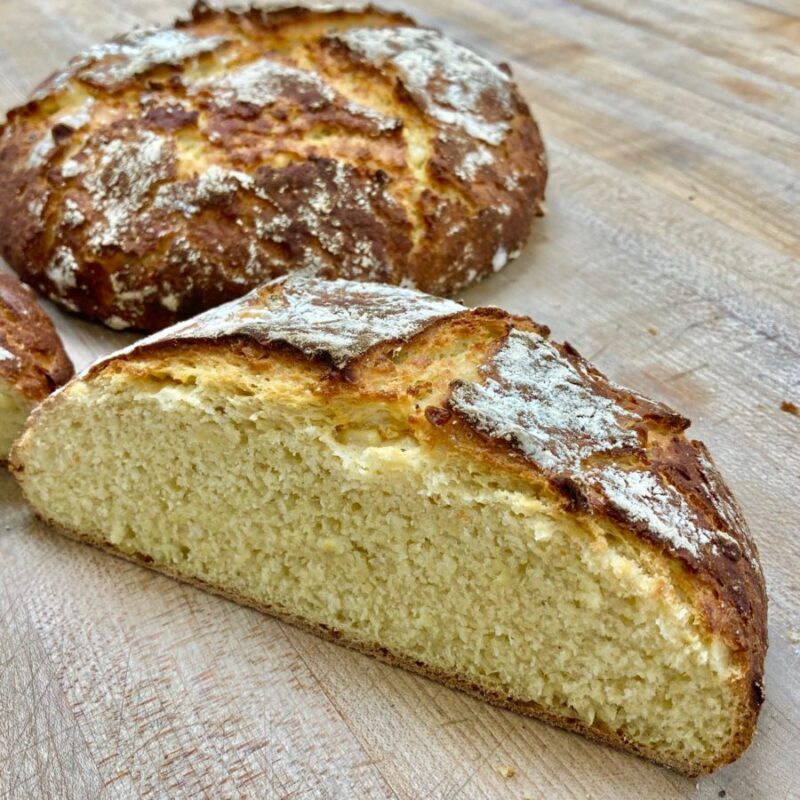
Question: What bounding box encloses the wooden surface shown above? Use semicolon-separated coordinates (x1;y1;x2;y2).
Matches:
1;0;799;797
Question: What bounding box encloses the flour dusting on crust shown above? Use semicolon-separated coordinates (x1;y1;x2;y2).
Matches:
74;29;230;89
60;159;86;179
334;26;513;145
450;329;640;471
456;146;495;181
250;277;463;365
343;99;402;131
448;326;746;564
83;129;174;249
593;467;711;558
61;199;86;228
0;344;17;363
693;446;759;568
131;276;463;368
26;98;96;169
194;55;401;130
198;57;336;109
46;247;79;291
152;164;253;233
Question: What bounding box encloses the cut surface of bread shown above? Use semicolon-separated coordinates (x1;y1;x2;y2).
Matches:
0;1;546;331
0;377;34;458
0;273;73;459
11;277;766;774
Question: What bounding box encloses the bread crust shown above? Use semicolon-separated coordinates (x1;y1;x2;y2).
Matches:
0;2;546;331
10;277;765;773
0;273;73;404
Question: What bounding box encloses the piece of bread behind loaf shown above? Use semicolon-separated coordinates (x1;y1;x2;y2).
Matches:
0;273;73;459
10;276;765;774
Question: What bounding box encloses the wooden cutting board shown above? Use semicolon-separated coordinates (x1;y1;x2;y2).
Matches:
1;1;798;797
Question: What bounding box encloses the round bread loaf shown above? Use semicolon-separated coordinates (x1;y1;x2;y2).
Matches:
0;1;547;332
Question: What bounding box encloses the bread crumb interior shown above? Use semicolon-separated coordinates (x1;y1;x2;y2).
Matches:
17;351;743;767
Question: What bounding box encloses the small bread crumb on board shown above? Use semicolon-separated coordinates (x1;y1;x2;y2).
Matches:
780;400;799;416
494;764;517;779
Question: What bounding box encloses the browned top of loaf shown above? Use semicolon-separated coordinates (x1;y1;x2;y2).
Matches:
0;273;73;401
0;1;546;331
85;275;766;724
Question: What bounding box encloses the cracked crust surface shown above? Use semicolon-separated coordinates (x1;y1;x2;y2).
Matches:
0;2;546;331
0;273;73;403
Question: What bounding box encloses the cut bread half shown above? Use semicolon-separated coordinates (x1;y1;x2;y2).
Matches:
11;276;766;774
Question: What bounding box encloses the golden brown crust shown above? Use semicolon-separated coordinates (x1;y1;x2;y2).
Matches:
0;273;73;402
441;329;767;707
32;514;756;776
0;2;546;331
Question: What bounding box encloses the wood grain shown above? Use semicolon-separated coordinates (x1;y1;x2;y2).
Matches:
1;0;798;797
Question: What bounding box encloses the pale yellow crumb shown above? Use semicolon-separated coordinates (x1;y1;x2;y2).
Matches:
15;347;747;770
646;325;658;335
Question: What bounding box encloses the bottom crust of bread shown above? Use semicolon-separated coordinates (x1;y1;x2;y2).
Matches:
34;514;751;777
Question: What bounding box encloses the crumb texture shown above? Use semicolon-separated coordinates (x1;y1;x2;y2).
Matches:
16;361;742;771
0;377;34;458
0;273;73;458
